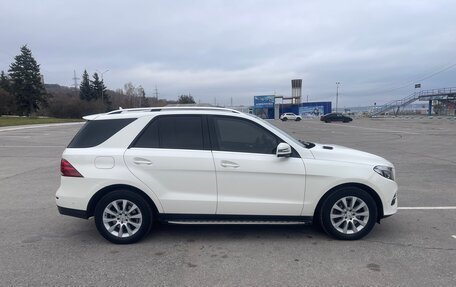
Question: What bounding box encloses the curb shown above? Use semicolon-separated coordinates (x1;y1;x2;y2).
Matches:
0;122;84;132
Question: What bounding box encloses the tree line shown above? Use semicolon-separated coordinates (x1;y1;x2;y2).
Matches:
79;70;108;103
1;45;197;118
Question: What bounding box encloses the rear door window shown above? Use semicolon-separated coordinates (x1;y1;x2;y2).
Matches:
133;115;206;150
133;119;159;148
159;115;204;150
68;118;136;148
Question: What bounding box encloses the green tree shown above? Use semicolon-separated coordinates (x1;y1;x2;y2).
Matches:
0;71;10;92
90;72;107;102
79;70;92;101
0;87;16;115
177;94;195;104
8;45;47;116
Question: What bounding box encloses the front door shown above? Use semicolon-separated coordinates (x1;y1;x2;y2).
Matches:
210;116;306;216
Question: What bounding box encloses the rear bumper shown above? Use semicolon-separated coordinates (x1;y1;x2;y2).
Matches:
57;206;88;219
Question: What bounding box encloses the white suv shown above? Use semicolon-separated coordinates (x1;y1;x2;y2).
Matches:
280;112;302;121
56;107;397;244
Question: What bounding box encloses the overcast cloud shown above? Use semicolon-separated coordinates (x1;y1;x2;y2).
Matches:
0;0;455;106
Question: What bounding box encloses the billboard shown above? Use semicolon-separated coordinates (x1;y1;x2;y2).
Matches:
299;105;325;117
279;102;331;118
254;95;275;108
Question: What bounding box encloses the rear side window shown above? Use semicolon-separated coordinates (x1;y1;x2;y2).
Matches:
68;118;136;148
133;115;205;150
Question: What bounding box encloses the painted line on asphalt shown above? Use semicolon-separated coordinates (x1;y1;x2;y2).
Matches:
398;206;456;210
327;123;420;135
306;121;420;135
0;122;83;132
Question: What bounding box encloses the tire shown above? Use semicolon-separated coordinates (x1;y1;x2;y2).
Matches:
282;117;288;121
325;120;331;123
319;187;377;240
295;118;301;121
94;190;153;244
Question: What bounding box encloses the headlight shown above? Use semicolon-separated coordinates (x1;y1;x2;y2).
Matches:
374;165;394;181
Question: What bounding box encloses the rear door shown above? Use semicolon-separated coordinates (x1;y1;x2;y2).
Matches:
210;115;306;216
124;115;217;214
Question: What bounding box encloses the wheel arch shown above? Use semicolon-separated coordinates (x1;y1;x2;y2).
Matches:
86;184;160;218
313;182;384;223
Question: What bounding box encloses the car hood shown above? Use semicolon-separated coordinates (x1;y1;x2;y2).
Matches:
309;143;393;167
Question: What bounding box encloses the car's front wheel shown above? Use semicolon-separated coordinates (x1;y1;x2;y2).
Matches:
94;190;153;244
282;117;288;121
295;118;301;121
320;187;377;240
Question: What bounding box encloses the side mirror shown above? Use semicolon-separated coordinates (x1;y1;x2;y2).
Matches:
276;142;292;157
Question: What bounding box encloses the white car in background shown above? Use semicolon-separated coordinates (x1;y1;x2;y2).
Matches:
56;107;397;244
280;112;302;121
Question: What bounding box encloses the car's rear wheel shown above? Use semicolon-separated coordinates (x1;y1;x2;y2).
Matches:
325;120;331;123
94;190;153;244
320;187;377;240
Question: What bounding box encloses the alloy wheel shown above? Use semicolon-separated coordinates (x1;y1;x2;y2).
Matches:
330;196;369;234
102;199;143;238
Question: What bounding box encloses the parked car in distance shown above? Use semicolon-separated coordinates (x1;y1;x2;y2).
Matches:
56;107;397;244
320;113;353;123
280;112;302;121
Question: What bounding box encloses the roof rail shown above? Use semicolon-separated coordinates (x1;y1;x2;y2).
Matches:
106;106;241;115
106;107;160;115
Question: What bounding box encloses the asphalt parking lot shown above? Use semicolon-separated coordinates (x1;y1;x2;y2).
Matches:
0;118;455;286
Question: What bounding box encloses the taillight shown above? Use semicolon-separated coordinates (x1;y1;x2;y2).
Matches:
60;159;83;177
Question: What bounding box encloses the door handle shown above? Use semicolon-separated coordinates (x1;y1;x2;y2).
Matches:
220;160;239;168
133;158;153;165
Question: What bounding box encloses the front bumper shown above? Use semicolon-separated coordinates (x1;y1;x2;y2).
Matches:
381;184;398;217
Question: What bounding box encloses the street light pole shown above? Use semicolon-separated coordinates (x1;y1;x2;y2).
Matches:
336;82;341;112
97;69;109;103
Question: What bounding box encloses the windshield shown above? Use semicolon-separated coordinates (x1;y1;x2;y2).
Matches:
246;114;315;149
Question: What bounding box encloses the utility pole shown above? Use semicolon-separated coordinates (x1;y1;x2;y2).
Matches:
336;82;341;112
97;69;109;103
153;86;159;99
72;70;79;89
73;70;79;97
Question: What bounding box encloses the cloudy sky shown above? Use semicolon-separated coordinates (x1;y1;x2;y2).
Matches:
0;0;455;107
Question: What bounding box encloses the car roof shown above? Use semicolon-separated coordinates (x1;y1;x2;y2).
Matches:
83;106;242;120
